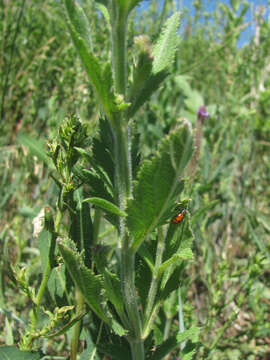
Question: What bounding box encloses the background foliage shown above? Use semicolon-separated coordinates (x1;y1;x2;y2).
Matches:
0;0;270;359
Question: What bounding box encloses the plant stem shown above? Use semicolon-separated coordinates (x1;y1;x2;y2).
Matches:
23;210;62;349
111;5;144;359
142;227;164;338
90;321;104;360
55;209;62;233
129;338;145;360
113;119;144;359
110;0;130;219
114;123;131;210
35;235;56;309
122;245;144;359
70;287;84;360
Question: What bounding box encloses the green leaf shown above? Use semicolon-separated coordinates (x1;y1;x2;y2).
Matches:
45;311;86;338
84;197;126;217
74;119;115;197
64;0;118;118
184;90;204;114
58;241;109;323
151;327;199;360
64;0;92;46
74;168;118;230
163;211;194;264
19;206;40;219
74;166;113;201
5;317;13;345
113;0;143;15
137;243;155;273
80;329;100;360
59;240;127;336
37;230;51;274
129;35;154;106
93;118;114;184
103;269;125;320
0;346;43;360
95;3;111;31
127;124;193;252
111;319;128;337
179;327;200;360
160;216;194;295
152;12;180;74
159;265;183;303
102;62;119;114
181;344;197;360
64;6;103;102
135;254;153;310
127;14;181;118
17;134;53;169
98;343;131;360
174;75;193;98
127;71;168;119
70;189;93;267
47;264;66;302
150;334;182;360
177;326;200;344
158;249;193;278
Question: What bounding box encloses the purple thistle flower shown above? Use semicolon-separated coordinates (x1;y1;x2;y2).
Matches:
197;105;209;122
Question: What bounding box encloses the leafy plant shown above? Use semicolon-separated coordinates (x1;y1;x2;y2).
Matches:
3;1;195;359
1;0;270;359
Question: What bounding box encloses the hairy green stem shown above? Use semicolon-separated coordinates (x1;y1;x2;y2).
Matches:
114;123;131;210
110;5;144;358
113;118;144;358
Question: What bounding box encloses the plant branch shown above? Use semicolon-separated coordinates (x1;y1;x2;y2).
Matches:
142;227;165;338
71;288;84;360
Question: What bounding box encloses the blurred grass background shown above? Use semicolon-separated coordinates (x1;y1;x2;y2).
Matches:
0;0;270;358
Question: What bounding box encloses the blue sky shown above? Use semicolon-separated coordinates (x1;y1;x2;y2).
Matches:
138;0;270;47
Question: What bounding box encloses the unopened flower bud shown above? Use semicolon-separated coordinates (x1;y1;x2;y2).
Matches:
197;105;209;122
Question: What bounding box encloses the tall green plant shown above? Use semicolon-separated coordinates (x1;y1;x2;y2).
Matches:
6;1;196;359
58;1;195;358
